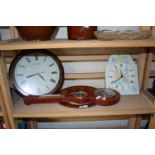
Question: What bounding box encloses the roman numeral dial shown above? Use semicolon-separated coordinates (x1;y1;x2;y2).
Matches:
11;50;64;96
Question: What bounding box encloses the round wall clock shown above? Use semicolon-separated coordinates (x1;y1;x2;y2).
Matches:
9;49;64;96
105;55;139;95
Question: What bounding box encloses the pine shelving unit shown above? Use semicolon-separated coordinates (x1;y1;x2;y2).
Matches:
0;76;10;129
1;26;155;129
1;39;155;50
0;27;12;128
0;88;10;128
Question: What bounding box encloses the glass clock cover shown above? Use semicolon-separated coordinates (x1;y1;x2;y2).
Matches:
9;50;64;96
94;88;120;106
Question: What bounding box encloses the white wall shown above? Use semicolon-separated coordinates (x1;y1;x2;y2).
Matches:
0;28;11;40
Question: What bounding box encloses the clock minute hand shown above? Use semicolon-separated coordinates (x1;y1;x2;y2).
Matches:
26;73;38;78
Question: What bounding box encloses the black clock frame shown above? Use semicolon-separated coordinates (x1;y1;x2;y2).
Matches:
9;49;64;96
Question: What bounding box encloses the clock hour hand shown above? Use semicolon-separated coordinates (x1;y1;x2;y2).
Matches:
26;73;38;78
26;71;46;79
112;70;123;83
117;70;123;80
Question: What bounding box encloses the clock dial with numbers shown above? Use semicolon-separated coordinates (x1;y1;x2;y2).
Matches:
105;55;139;95
9;50;64;96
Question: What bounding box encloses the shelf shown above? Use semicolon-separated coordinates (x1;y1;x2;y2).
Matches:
1;39;155;51
12;92;155;118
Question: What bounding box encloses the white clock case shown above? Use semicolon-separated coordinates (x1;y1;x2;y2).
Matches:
105;55;139;95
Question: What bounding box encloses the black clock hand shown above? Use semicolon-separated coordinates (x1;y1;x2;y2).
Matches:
117;70;123;80
112;70;123;83
26;73;38;78
37;73;46;81
26;71;46;78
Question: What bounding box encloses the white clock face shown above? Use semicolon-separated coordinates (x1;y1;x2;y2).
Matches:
12;52;63;96
105;55;139;95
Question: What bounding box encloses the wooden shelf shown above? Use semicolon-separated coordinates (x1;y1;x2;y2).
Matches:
1;39;155;50
12;92;155;118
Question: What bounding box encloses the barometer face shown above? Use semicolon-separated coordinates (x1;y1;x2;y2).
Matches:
94;88;120;106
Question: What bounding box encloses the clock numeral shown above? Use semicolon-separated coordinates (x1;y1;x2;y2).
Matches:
17;74;23;76
26;57;31;63
49;63;54;67
44;56;47;62
120;64;123;67
19;65;25;68
130;80;134;84
50;78;56;83
51;71;57;74
35;55;38;61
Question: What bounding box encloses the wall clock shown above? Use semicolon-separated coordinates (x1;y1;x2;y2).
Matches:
105;55;139;95
9;49;64;96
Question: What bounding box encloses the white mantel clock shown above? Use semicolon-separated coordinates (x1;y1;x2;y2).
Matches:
105;55;139;95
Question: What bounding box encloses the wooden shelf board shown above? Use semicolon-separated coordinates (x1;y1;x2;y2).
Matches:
1;39;155;50
65;72;104;80
13;92;155;118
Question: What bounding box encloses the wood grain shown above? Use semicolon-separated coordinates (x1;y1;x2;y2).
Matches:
1;39;155;50
12;92;155;118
